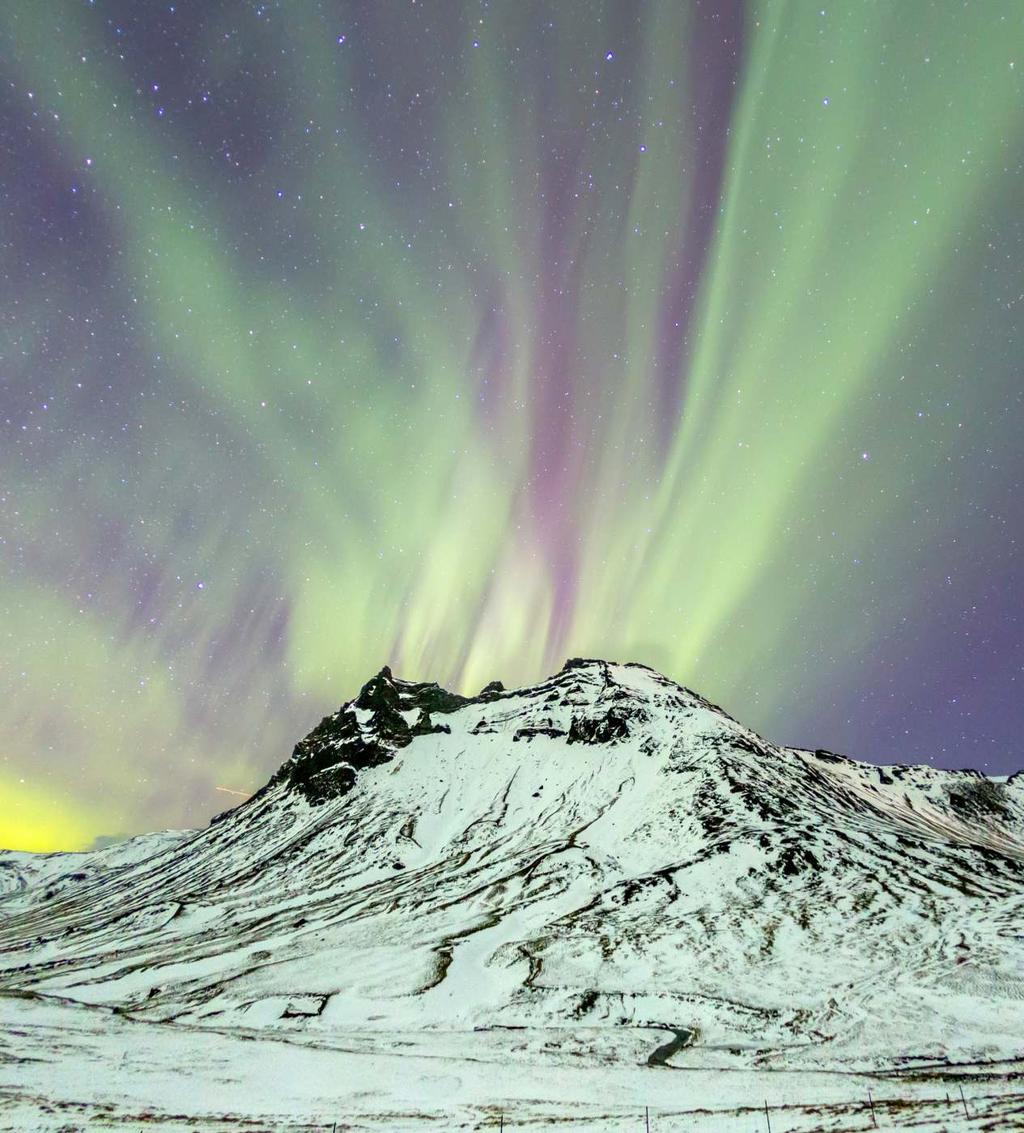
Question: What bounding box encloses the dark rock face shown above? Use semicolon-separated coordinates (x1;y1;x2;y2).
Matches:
275;667;468;805
814;749;854;765
513;725;566;742
354;667;469;723
947;777;1009;822
354;667;401;713
406;683;472;716
410;710;451;737
567;706;634;745
779;840;821;876
561;657;608;673
270;706;388;806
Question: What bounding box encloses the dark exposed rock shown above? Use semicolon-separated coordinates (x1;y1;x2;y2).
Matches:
567;706;633;745
572;988;600;1018
356;667;469;720
561;657;608;672
814;749;854;765
269;706;388;806
273;717;375;805
280;995;328;1019
410;683;472;716
274;668;465;805
355;668;401;713
478;680;506;700
947;777;1009;822
779;841;821;877
731;734;771;759
410;709;451;737
513;725;566;742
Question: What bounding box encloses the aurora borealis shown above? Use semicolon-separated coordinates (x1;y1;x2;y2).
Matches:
2;1;1022;851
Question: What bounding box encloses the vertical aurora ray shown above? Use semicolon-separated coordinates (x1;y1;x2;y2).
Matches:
1;1;1021;849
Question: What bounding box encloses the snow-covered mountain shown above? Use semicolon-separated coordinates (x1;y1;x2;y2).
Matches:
2;659;1023;1130
0;829;190;914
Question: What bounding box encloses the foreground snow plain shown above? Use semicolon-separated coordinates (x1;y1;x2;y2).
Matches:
2;660;1023;1130
3;992;1023;1131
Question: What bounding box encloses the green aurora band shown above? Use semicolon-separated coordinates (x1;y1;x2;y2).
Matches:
1;1;1022;848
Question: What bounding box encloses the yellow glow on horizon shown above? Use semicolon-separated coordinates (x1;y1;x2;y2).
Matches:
0;774;102;853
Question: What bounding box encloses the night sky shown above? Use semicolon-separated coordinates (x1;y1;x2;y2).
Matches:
2;1;1022;851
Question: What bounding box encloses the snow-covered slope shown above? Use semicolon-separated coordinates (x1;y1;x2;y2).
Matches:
1;659;1022;1086
0;829;190;912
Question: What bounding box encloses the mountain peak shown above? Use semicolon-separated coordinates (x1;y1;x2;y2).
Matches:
2;658;1023;1090
258;659;775;808
253;661;1021;820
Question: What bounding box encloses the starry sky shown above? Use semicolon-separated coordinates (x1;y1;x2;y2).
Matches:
2;1;1022;851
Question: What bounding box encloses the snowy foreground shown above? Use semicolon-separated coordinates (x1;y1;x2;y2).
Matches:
2;659;1023;1131
2;992;1023;1131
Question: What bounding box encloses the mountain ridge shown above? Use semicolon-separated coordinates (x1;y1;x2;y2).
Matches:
1;657;1022;1083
